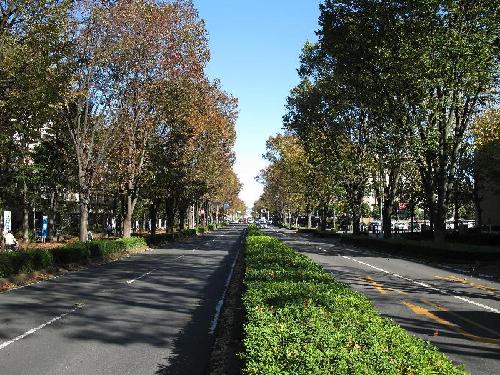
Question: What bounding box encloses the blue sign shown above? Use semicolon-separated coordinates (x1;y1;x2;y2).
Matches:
41;216;48;239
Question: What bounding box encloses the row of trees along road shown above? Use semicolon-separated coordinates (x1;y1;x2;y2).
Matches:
0;0;244;242
255;0;499;241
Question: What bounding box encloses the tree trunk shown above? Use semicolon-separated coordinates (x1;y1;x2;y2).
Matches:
49;190;57;241
179;206;186;231
149;202;157;235
22;180;30;243
307;212;312;229
410;203;415;234
188;205;195;229
453;197;459;233
352;209;362;235
320;207;327;231
79;194;89;242
382;199;392;239
123;192;137;238
434;175;448;242
351;189;363;236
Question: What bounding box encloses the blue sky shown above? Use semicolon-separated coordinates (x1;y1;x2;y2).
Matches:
193;0;321;210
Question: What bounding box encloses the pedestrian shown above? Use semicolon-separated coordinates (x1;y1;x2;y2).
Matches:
4;231;17;251
106;223;113;238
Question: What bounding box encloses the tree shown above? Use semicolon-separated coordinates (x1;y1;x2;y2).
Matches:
101;0;210;237
472;109;500;226
0;0;72;241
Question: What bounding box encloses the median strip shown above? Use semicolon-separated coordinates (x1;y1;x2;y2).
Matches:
242;227;466;374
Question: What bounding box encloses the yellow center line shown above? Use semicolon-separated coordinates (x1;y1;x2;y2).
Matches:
420;298;500;339
435;275;497;293
403;300;500;347
364;277;408;295
365;277;387;295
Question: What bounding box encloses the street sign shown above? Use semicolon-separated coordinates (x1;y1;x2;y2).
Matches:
223;203;230;209
3;210;11;234
41;216;48;240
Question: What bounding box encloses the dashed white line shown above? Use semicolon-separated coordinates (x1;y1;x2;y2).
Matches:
209;249;240;335
0;305;82;350
126;269;156;284
341;255;500;314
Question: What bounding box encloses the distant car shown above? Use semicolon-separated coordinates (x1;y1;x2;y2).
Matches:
257;218;268;229
247;217;255;224
393;221;408;232
368;221;381;233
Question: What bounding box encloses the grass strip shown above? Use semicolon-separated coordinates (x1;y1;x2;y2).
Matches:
242;226;466;374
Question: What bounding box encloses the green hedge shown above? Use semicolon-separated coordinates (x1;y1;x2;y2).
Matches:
143;228;199;247
0;237;148;279
242;234;466;375
0;249;54;278
247;223;263;237
340;235;499;261
196;226;208;234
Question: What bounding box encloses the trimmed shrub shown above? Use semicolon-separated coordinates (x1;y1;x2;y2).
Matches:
182;229;197;236
242;234;466;375
0;249;54;278
0;236;148;279
196;226;208;234
340;235;499;261
52;242;90;264
247;224;263;237
144;229;198;247
116;237;147;250
208;224;216;231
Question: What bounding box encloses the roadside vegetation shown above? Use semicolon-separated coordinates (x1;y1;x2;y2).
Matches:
0;223;227;284
254;0;500;244
242;226;466;374
0;0;245;249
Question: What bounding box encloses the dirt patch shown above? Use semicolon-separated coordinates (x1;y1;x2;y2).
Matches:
206;244;246;375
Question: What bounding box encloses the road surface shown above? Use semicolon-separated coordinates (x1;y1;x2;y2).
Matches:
0;225;245;375
268;227;500;375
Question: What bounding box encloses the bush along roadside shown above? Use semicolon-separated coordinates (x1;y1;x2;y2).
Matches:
143;223;226;247
339;235;499;262
0;223;226;282
242;229;466;375
0;237;148;279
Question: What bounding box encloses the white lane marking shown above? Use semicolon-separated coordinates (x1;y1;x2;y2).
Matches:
0;305;82;350
126;269;156;284
209;249;240;335
341;255;500;314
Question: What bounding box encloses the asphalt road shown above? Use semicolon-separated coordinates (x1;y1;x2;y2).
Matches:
268;227;500;375
0;225;245;375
